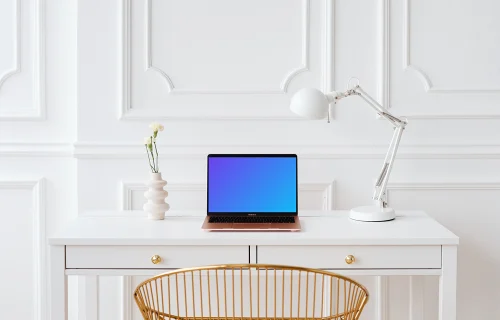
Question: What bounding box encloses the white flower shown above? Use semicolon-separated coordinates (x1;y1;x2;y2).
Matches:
149;122;164;132
144;137;152;145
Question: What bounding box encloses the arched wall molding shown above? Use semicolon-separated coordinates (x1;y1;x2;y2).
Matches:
0;0;45;120
0;0;21;92
145;0;310;95
120;0;333;120
403;0;500;94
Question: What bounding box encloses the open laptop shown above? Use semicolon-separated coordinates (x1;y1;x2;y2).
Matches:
202;154;301;231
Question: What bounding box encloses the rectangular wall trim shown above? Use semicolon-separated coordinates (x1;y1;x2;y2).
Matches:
119;0;333;120
73;143;500;159
0;0;46;120
380;0;500;119
0;178;46;320
120;181;336;211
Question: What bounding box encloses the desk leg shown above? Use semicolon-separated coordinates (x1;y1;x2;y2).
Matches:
50;245;67;320
439;245;457;320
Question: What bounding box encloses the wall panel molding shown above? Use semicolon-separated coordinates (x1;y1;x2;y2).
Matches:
376;276;389;320
280;0;310;94
77;276;99;320
0;0;21;92
121;276;133;320
11;142;500;159
145;0;174;93
0;142;73;157
0;178;46;320
321;0;334;94
299;181;336;210
394;114;500;120
381;0;500;119
379;0;390;108
402;0;500;94
386;182;500;216
0;0;45;120
409;276;424;320
144;0;310;95
387;182;500;193
120;181;336;211
73;142;500;159
402;0;431;94
120;181;206;211
119;0;331;120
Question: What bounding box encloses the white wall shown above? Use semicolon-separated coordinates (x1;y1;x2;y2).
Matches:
1;0;500;319
0;0;78;319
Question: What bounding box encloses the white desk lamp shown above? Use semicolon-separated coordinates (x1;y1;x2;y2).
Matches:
290;79;407;222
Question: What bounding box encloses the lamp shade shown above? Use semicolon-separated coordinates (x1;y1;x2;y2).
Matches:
290;88;331;120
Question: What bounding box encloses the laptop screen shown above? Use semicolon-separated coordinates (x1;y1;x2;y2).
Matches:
207;155;297;215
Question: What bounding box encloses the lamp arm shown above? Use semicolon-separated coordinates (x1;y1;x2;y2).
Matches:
330;85;407;208
373;126;404;207
331;85;406;128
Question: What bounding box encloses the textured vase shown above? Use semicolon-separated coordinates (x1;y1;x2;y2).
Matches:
143;172;170;220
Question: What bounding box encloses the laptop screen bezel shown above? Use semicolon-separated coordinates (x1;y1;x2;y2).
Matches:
207;154;298;216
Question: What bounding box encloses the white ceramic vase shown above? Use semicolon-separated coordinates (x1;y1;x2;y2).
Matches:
143;172;170;220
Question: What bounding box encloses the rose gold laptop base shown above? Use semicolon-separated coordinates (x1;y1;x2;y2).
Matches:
201;216;301;232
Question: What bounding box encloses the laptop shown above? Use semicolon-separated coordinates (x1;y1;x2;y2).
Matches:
202;154;301;231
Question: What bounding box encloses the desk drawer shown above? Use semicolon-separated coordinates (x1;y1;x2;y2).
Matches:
66;245;249;269
258;245;441;269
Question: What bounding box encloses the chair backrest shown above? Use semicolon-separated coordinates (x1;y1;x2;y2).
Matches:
134;264;369;320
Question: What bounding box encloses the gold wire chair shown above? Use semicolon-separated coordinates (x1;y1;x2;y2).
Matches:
134;264;369;320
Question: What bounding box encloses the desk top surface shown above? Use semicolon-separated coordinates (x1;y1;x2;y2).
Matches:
49;210;458;246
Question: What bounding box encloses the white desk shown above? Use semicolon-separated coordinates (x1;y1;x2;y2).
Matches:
49;210;459;320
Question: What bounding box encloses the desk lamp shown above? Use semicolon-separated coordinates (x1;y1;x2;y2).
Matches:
290;79;407;222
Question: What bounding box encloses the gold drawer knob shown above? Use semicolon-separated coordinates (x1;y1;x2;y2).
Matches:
345;255;356;265
151;255;162;265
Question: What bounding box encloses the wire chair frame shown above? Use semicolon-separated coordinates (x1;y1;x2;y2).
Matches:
134;264;369;320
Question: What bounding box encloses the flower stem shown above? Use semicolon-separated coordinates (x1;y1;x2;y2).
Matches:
149;148;157;173
145;145;155;172
153;141;159;172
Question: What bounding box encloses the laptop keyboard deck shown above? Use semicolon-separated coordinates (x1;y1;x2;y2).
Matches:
208;216;295;224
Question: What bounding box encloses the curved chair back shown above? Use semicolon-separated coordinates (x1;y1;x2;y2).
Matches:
134;264;369;320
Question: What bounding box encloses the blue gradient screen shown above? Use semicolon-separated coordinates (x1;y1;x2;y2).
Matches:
208;156;297;213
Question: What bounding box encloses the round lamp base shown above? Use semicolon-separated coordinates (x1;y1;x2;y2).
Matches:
349;206;396;222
